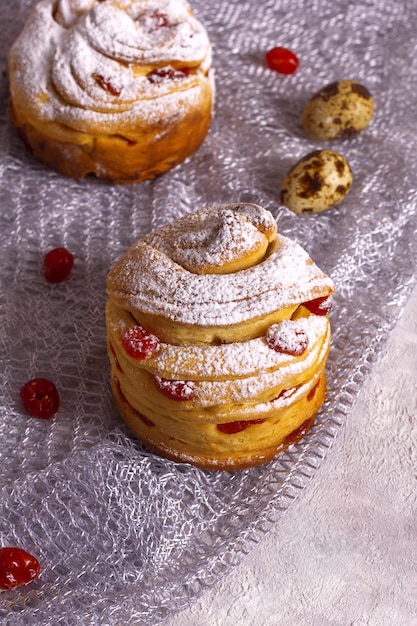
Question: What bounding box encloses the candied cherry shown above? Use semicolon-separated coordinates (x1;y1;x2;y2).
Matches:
266;320;309;356
137;9;169;30
265;46;299;75
122;326;160;360
147;67;189;83
43;247;74;283
135;410;155;427
0;547;40;590
115;379;128;405
154;376;195;401
307;379;320;401
141;9;169;29
282;417;313;448
20;378;60;419
92;73;122;96
304;295;333;316
217;419;265;434
272;385;300;401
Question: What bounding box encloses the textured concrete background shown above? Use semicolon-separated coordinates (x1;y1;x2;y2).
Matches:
165;282;417;626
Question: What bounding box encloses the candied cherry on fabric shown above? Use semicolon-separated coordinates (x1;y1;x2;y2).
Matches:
265;46;299;75
43;247;74;283
19;378;60;419
0;547;40;590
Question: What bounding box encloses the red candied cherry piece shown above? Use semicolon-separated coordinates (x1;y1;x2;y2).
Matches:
43;247;74;283
20;378;60;419
146;9;169;28
307;379;320;401
115;379;128;405
266;320;309;356
122;326;160;360
282;417;313;448
265;46;299;75
92;73;122;96
272;385;301;401
217;418;265;434
147;67;190;83
304;295;333;316
138;9;169;30
154;376;195;401
135;410;155;427
0;547;40;590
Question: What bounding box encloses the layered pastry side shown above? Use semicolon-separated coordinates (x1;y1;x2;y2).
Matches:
106;203;335;470
8;0;214;183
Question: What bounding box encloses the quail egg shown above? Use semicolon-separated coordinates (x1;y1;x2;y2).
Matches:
280;149;353;214
302;80;374;140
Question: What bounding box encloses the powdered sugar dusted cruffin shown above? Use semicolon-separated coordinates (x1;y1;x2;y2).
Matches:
8;0;214;182
106;203;334;469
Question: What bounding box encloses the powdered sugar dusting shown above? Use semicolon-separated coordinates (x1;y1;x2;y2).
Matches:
9;0;212;131
107;301;329;380
107;204;335;327
106;204;334;468
154;376;196;401
110;310;330;404
108;302;330;406
144;204;276;272
173;209;261;269
266;319;309;356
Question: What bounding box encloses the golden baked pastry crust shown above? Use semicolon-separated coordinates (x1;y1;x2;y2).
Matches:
8;0;214;183
110;372;327;470
106;203;335;470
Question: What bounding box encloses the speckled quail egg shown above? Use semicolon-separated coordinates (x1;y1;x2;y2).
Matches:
302;80;374;140
280;149;353;214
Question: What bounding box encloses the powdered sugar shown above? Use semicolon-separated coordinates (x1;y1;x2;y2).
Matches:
154;376;196;401
9;0;212;130
109;308;330;405
266;319;309;356
192;368;325;412
107;205;334;327
106;204;333;408
83;1;210;64
144;204;276;272
106;204;333;467
107;301;329;380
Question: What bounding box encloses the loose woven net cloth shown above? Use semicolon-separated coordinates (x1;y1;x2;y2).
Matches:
1;0;417;624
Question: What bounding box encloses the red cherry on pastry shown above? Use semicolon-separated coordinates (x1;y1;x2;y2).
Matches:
0;547;40;589
307;379;320;401
135;411;155;427
265;47;299;74
122;326;160;360
92;73;122;96
20;378;60;419
266;320;309;356
138;9;169;30
43;247;74;283
217;419;265;434
154;376;195;401
304;295;332;316
147;67;190;83
272;385;300;401
147;9;169;28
